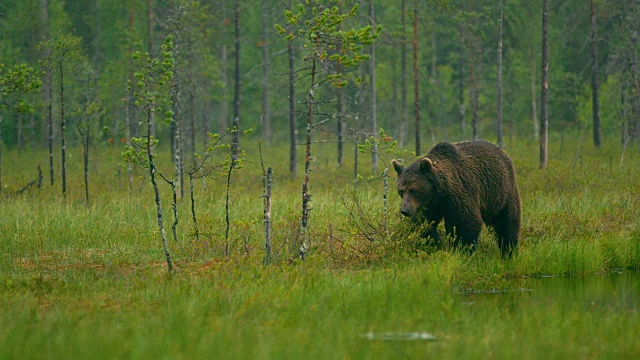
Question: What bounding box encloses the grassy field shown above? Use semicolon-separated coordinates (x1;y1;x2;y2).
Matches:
1;136;640;358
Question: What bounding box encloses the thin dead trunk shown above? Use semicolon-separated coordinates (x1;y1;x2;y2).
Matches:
263;167;272;264
224;156;235;256
170;179;178;242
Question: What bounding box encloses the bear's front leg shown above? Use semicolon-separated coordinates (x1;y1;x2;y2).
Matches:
421;220;441;244
447;215;482;254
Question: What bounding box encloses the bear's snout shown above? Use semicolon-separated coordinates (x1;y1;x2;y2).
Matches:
400;206;414;217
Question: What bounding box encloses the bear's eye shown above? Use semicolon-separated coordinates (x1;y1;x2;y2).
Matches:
398;190;404;198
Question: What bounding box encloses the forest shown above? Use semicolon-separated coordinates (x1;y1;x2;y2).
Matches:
1;0;640;358
1;0;639;169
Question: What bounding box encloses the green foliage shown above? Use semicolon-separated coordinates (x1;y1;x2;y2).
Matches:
189;127;251;180
130;35;175;124
277;0;381;88
357;128;414;167
0;63;42;113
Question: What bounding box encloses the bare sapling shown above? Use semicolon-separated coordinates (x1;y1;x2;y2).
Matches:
75;77;104;206
17;165;44;195
264;167;273;264
259;129;273;264
40;34;84;199
276;0;380;260
123;35;176;273
187;127;249;256
356;129;411;236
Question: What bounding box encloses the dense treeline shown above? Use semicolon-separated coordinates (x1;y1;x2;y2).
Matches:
1;0;639;161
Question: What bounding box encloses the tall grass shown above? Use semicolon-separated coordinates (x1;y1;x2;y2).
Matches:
1;136;639;358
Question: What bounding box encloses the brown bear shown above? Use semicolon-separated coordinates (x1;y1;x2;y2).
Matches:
391;140;521;257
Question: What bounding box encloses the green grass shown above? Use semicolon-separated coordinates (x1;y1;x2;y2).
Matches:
1;136;640;358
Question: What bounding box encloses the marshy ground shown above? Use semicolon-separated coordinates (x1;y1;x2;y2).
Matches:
1;137;639;358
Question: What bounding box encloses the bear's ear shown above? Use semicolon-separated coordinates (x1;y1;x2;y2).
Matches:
391;159;404;175
419;158;434;173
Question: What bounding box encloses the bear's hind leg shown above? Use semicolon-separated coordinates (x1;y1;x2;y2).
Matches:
493;205;520;258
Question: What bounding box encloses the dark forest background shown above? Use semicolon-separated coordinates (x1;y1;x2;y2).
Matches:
1;0;639;174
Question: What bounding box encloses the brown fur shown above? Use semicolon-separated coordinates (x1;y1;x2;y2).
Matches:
391;140;521;257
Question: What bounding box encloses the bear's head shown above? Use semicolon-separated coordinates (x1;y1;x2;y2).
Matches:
391;157;438;218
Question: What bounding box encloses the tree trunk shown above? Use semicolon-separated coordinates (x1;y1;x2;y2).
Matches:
288;0;297;177
531;48;538;140
47;67;54;187
42;0;54;187
261;0;271;142
126;2;135;191
590;0;601;148
82;127;90;204
147;106;173;272
400;0;408;147
60;60;67;199
0;115;3;193
470;47;479;141
147;0;156;138
188;40;197;169
263;167;272;264
540;0;549;169
337;76;344;167
496;0;504;148
413;0;421;155
459;44;465;135
370;0;378;173
300;39;318;260
189;173;200;241
125;87;134;191
17;114;23;156
231;0;241;156
173;99;184;200
147;0;154;53
220;6;229;135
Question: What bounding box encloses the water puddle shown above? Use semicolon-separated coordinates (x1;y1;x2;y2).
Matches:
359;332;437;341
459;270;640;310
